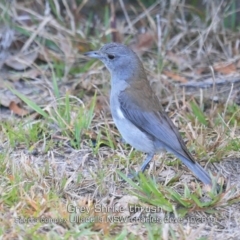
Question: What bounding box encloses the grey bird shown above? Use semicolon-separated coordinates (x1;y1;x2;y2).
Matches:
84;42;212;185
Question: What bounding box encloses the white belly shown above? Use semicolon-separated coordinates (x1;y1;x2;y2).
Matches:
112;108;154;153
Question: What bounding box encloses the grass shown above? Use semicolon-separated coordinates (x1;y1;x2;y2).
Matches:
1;0;240;239
117;171;229;217
8;86;97;150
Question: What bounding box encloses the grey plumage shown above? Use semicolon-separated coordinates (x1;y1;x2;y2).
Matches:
84;42;212;185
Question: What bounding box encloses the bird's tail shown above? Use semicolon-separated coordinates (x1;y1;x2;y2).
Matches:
169;149;212;185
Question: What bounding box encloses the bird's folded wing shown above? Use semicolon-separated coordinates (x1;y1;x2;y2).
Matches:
118;88;195;163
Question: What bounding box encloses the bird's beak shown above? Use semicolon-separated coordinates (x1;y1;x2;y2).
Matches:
83;50;103;59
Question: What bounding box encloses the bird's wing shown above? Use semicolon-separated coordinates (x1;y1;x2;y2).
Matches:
118;85;195;163
118;83;212;185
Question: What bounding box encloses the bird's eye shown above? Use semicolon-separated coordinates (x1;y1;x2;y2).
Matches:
107;54;115;60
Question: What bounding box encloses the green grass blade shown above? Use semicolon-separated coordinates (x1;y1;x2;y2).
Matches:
190;101;207;126
9;87;49;118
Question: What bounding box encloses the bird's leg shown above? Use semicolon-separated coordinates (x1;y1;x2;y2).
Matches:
127;153;155;179
119;137;127;144
140;153;155;172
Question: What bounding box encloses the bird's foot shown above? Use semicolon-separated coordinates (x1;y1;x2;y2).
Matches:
126;170;139;179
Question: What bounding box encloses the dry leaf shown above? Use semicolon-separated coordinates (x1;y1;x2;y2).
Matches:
202;184;214;192
0;89;21;107
26;198;39;211
8;175;14;182
92;212;110;234
95;95;109;114
166;51;190;70
0;68;43;82
9;101;29;116
195;66;208;75
114;195;139;217
130;30;156;54
163;70;188;83
213;62;237;74
217;176;225;186
4;48;39;70
196;62;238;75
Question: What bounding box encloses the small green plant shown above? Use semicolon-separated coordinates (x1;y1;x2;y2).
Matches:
91;127;115;155
2;121;44;148
10;87;49;118
190;100;208;126
9;88;96;149
48;93;97;149
117;170;232;217
223;0;238;30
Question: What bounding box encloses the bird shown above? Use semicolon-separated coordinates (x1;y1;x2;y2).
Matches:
84;42;212;185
